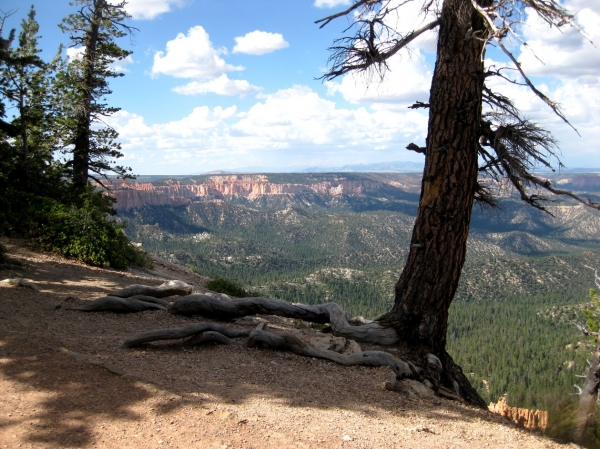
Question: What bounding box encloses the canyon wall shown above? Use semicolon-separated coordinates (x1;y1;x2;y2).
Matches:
488;397;548;431
108;175;384;210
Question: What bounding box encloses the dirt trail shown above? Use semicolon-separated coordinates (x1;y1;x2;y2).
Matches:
0;238;569;448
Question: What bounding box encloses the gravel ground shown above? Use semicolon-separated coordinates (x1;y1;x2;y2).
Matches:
0;238;573;449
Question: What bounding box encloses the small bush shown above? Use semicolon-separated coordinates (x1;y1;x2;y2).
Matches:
544;395;600;448
30;189;150;270
544;397;578;444
206;276;250;297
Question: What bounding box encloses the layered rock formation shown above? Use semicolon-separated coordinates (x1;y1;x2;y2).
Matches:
107;175;384;210
488;397;548;431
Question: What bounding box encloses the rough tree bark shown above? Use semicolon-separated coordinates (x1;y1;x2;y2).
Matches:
72;0;102;190
374;0;491;408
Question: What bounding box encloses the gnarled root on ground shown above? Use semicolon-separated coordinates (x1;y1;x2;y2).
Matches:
110;280;193;298
170;295;400;345
81;282;485;407
122;322;419;380
69;295;169;312
70;280;193;312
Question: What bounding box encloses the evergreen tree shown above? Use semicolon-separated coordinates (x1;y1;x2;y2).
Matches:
0;6;63;195
58;0;135;190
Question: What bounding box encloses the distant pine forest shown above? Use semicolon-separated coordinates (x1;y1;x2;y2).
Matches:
117;172;600;409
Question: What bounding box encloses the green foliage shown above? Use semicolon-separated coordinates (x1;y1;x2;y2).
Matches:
206;276;252;298
584;289;600;332
543;396;578;444
31;189;149;270
447;293;588;409
0;5;144;271
57;0;134;188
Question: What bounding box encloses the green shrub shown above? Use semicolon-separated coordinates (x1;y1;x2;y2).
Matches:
206;276;251;297
30;189;150;270
544;397;577;444
544;396;600;448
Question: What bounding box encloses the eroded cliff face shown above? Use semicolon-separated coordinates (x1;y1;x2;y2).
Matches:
488;397;548;431
108;175;384;210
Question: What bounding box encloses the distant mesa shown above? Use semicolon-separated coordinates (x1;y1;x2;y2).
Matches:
106;171;600;211
107;174;386;211
203;170;232;175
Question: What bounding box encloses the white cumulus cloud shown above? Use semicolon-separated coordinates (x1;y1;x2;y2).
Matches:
108;86;428;173
151;26;262;97
109;0;186;20
518;2;600;78
152;26;243;79
172;74;260;96
481;1;600;169
66;47;85;61
233;31;289;55
314;0;351;8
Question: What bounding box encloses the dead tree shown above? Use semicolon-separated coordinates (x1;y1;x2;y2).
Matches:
313;0;599;407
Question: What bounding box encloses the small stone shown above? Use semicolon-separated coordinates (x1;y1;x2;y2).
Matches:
342;435;353;441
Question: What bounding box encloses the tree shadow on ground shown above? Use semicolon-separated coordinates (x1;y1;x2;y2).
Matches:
0;333;154;447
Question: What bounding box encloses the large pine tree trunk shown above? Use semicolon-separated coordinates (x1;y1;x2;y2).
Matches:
379;0;490;406
72;0;103;190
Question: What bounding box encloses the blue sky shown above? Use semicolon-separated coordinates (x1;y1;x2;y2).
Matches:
2;0;599;175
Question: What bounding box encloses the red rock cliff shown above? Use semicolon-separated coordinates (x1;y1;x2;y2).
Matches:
107;175;384;210
488;397;548;431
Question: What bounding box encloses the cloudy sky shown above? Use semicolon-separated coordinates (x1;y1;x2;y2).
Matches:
2;0;599;174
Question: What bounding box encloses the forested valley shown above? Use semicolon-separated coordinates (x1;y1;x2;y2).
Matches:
117;172;600;410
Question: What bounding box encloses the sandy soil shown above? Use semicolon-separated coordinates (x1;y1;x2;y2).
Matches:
0;238;573;449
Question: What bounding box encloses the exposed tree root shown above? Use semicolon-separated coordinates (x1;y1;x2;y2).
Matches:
167;295;486;407
70;280;193;312
121;323;251;348
122;322;418;379
110;280;193;298
70;295;168;312
170;295;400;345
72;280;485;407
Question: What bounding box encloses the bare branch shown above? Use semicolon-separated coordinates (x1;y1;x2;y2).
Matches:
406;143;425;154
408;101;430;109
315;0;377;29
496;40;578;134
575;321;599;337
320;18;440;80
479;118;600;212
